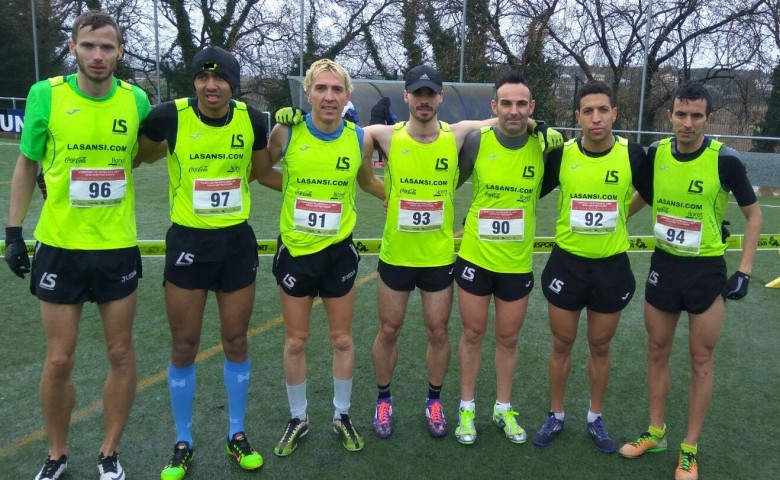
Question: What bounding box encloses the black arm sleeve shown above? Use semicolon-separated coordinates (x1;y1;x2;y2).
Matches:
632;143;656;204
140;101;178;150
457;131;481;188
719;146;757;206
628;141;652;202
247;106;269;151
539;148;563;198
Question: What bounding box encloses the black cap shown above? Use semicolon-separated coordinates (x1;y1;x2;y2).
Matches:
191;46;240;94
405;65;443;93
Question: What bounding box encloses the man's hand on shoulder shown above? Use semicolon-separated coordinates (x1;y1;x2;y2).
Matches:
275;107;306;126
532;121;564;153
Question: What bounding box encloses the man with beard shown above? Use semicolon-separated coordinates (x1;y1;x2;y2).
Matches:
4;10;151;480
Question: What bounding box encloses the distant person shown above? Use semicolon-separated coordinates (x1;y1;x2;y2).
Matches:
531;80;647;455
135;45;276;479
370;97;396;165
267;59;384;457
4;10;150;480
342;100;359;123
619;81;762;480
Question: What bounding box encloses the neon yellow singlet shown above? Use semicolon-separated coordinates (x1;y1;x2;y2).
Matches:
458;127;543;273
554;136;633;258
33;76;144;249
380;122;459;267
168;98;254;229
652;138;728;257
280;121;362;256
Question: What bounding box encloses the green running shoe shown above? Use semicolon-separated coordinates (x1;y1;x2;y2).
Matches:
160;442;193;480
333;413;365;452
455;408;477;445
492;407;527;444
226;432;263;471
274;417;309;457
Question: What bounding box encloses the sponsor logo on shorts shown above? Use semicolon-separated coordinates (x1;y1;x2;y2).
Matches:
121;270;137;283
341;270;356;282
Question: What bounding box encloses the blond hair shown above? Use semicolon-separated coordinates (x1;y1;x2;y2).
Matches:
303;59;353;93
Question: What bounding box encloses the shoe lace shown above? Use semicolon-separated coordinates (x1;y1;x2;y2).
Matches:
539;415;560;435
590;418;609;439
338;414;360;442
630;431;653;447
427;401;444;424
282;418;301;441
376;401;392;424
679;451;696;472
168;444;191;467
501;410;519;426
230;434;254;457
41;457;64;476
459;409;475;427
98;453;118;473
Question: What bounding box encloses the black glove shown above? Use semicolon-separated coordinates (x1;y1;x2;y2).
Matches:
724;271;750;300
36;171;47;200
532;121;564;153
721;220;730;244
275;107;306;126
4;226;30;279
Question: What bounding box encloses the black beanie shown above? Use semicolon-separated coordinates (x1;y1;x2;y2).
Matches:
191;46;240;94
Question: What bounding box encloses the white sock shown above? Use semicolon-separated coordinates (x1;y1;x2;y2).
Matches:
333;377;353;419
494;401;511;413
587;409;601;423
286;381;307;420
460;399;476;411
553;411;565;421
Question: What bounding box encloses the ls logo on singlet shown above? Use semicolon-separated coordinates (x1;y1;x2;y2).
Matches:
522;166;535;178
231;134;244;149
336;157;351;170
112;119;127;134
687;180;704;194
604;170;619;184
435;158;449;170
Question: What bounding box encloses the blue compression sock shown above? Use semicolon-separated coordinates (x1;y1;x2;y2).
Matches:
168;363;196;446
224;358;251;438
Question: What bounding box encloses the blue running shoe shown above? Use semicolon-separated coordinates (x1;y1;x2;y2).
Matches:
587;417;617;454
532;412;564;447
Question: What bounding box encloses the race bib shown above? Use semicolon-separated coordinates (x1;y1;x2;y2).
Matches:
477;208;523;241
570;199;618;233
193;178;243;215
70;169;126;207
398;199;444;232
294;199;342;236
654;213;702;254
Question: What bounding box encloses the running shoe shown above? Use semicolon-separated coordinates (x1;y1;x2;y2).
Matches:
333;413;365;452
493;407;527;444
424;399;447;437
98;452;125;480
226;432;263;471
532;412;564;447
160;442;193;480
455;408;477;445
35;455;68;480
274;417;309;457
373;398;393;438
675;448;698;480
619;429;668;458
586;417;617;453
